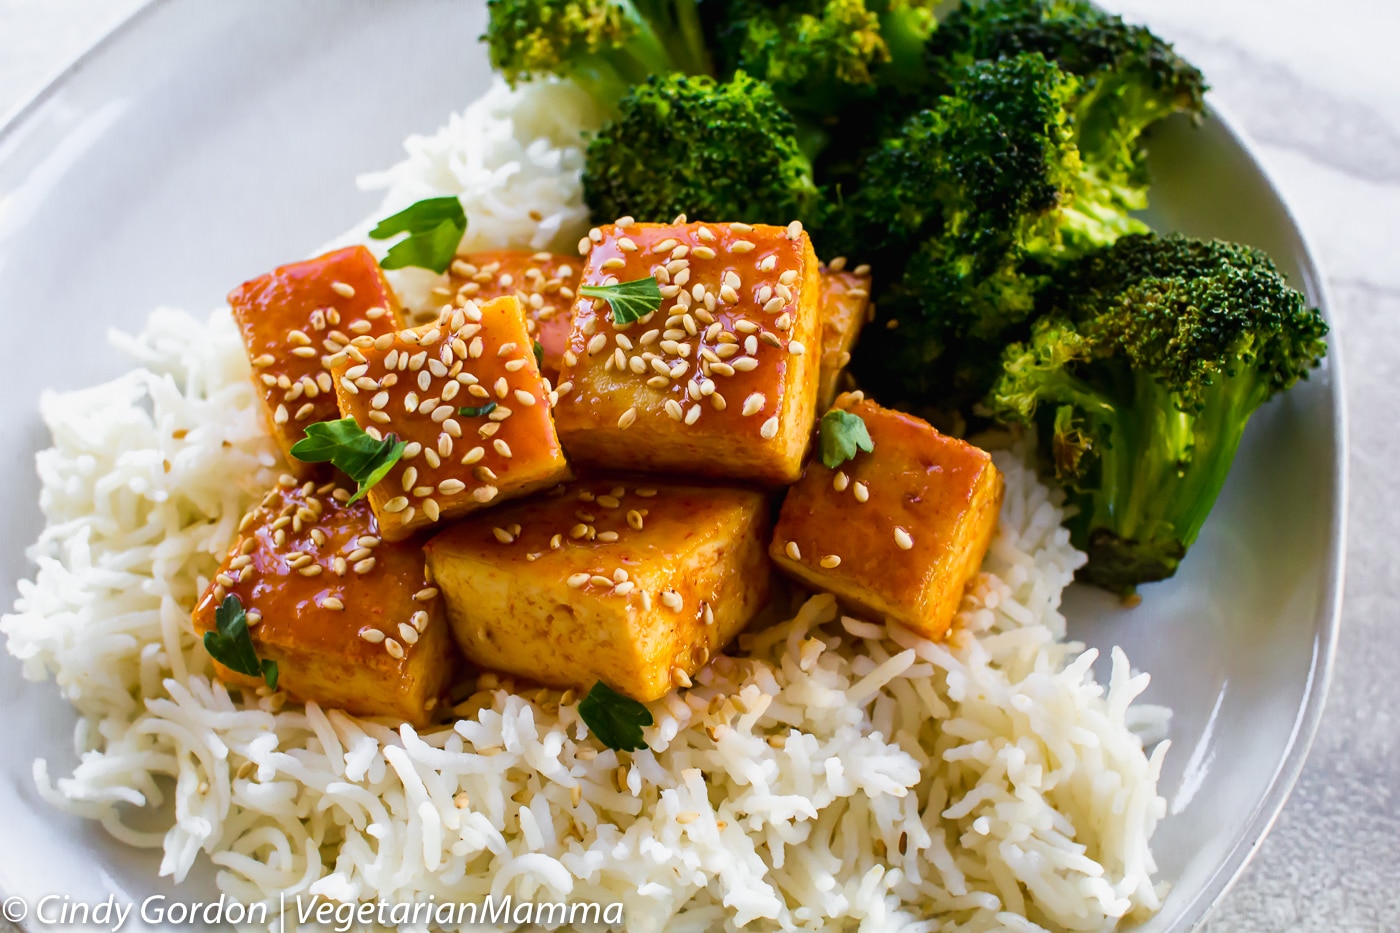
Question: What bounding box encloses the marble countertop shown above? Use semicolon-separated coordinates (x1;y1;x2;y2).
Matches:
1;1;1395;930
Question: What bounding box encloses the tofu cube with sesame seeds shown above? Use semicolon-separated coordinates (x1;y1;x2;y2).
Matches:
191;476;455;726
816;263;873;411
444;250;581;381
423;478;773;702
552;221;823;486
329;295;572;542
228;245;403;465
769;394;1004;641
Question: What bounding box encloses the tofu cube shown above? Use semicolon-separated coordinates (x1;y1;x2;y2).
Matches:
228;246;403;463
445;250;581;381
552;221;823;485
770;394;1004;640
817;265;873;411
424;478;772;701
330;296;571;541
191;475;454;725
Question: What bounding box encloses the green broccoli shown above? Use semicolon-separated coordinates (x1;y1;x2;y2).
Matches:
929;0;1207;251
582;72;820;226
836;53;1081;403
483;0;712;107
987;234;1328;594
705;0;939;119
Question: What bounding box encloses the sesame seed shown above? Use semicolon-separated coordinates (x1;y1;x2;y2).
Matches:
513;389;537;407
473;485;499;503
383;496;409;513
493;527;515;544
664;399;684;422
398;623;420;645
567;572;590;588
414;587;439;601
359;627;385;644
493;439;513;458
385;638;404;660
422;498;441;522
834;472;850;492
894;527;914;550
661;590;683;611
820;554;842;569
785;540;802;561
627;509;644;531
618;236;637;252
741;393;766;417
354;557;377;574
729;240;755;253
788;340;806;355
732;357;758;373
853;482;870;503
670;666;693;688
438;479;466;495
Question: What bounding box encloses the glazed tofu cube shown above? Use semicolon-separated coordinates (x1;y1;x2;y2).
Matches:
444;251;581;380
424;478;772;701
191;475;454;726
552;221;823;485
330;296;571;541
228;246;403;463
817;264;873;410
770;394;1004;640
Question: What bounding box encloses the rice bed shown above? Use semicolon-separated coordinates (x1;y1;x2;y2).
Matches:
2;78;1169;933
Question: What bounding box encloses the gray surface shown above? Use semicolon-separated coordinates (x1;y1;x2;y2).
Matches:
0;1;1395;931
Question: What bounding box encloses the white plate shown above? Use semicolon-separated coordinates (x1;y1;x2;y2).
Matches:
0;1;1345;930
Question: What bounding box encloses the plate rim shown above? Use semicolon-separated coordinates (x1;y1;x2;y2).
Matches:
1162;96;1348;932
0;4;1348;931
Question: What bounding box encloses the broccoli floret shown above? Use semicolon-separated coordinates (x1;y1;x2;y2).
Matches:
837;53;1078;404
987;234;1328;595
582;72;821;226
483;0;712;107
930;0;1206;251
706;0;939;119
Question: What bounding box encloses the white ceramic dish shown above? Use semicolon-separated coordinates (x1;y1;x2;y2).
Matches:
0;1;1345;930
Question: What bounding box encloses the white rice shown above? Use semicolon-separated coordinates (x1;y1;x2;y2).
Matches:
341;76;605;318
2;78;1170;932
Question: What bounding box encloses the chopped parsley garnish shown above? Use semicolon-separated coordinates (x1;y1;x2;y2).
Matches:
458;401;498;418
579;276;663;326
203;594;278;690
578;681;653;752
367;196;467;274
533;340;544;369
289;418;405;503
819;409;875;469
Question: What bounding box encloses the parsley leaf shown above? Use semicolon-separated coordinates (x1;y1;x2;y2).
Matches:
204;594;278;690
533;340;544;369
367;196;467;274
579;276;662;326
290;418;405;503
819;409;875;469
458;401;498;418
578;681;653;752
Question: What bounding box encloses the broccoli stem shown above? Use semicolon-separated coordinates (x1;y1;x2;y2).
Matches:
1073;370;1270;593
